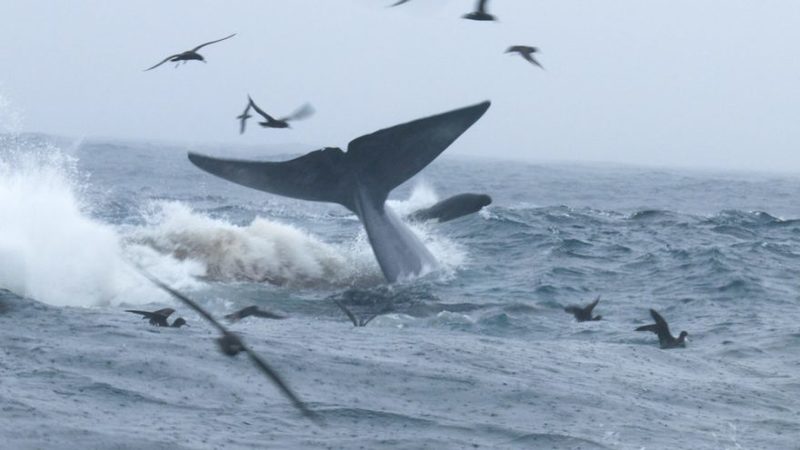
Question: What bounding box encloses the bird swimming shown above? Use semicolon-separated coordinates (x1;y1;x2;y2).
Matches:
506;46;544;69
243;95;315;130
126;308;188;327
635;309;688;349
134;268;319;423
564;296;602;322
225;305;286;322
144;33;236;71
463;0;496;21
333;300;391;327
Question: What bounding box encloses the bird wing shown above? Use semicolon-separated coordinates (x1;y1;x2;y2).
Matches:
391;0;411;5
192;33;237;52
153;308;175;318
251;309;286;319
238;103;251;134
586;296;600;314
477;0;488;13
241;344;321;424
144;54;179;71
334;300;359;327
649;309;672;336
126;309;155;319
248;96;276;122
281;103;315;122
521;52;544;69
635;324;658;333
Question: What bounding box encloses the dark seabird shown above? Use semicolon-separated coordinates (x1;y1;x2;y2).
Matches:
463;0;496;21
635;309;688;349
126;308;187;327
135;268;319;423
506;46;544;69
237;102;252;135
390;0;411;5
564;296;602;322
225;305;286;322
334;300;390;327
144;33;236;71
247;96;314;129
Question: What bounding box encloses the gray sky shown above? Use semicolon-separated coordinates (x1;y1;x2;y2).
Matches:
1;0;799;172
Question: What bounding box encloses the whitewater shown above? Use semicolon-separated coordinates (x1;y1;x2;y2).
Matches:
1;129;799;449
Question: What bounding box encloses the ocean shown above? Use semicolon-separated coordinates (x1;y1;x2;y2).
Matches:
1;133;799;449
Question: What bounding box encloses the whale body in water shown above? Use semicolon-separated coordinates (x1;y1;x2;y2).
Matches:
408;193;491;223
188;101;490;283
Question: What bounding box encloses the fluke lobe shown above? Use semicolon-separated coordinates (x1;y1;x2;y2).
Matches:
188;101;490;283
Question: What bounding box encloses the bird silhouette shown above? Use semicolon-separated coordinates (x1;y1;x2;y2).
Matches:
635;309;689;349
225;305;286;322
564;296;602;322
144;33;236;71
463;0;496;21
126;308;188;327
135;268;320;423
506;46;544;69
245;96;314;129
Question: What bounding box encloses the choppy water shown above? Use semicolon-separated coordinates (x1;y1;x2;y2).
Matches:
1;133;799;449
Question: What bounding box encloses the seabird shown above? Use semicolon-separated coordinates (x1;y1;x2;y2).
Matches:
564;296;602;322
237;101;252;134
635;309;688;349
126;308;187;327
333;300;390;327
225;305;286;322
463;0;496;21
247;96;314;129
506;46;544;69
144;33;236;71
135;268;319;423
390;0;412;5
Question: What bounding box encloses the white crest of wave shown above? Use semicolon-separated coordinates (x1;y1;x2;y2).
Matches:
129;202;360;286
0;146;142;307
386;180;439;216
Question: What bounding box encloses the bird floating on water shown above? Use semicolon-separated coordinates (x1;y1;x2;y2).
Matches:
126;308;188;327
506;46;544;69
144;33;236;71
635;309;689;349
564;296;602;322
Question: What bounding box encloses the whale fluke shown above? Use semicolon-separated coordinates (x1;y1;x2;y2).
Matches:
189;101;490;282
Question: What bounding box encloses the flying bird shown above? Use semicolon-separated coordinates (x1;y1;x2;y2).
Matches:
126;308;188;327
390;0;412;5
135;268;320;423
635;309;689;349
225;305;286;322
463;0;496;21
506;46;544;69
237;102;252;134
564;296;602;322
245;96;315;129
144;33;236;71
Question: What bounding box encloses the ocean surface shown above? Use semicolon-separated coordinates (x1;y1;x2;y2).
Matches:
1;133;799;449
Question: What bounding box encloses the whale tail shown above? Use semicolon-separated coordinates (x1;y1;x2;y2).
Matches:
188;101;490;282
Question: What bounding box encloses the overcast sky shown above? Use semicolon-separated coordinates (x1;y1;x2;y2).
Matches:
1;0;798;172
